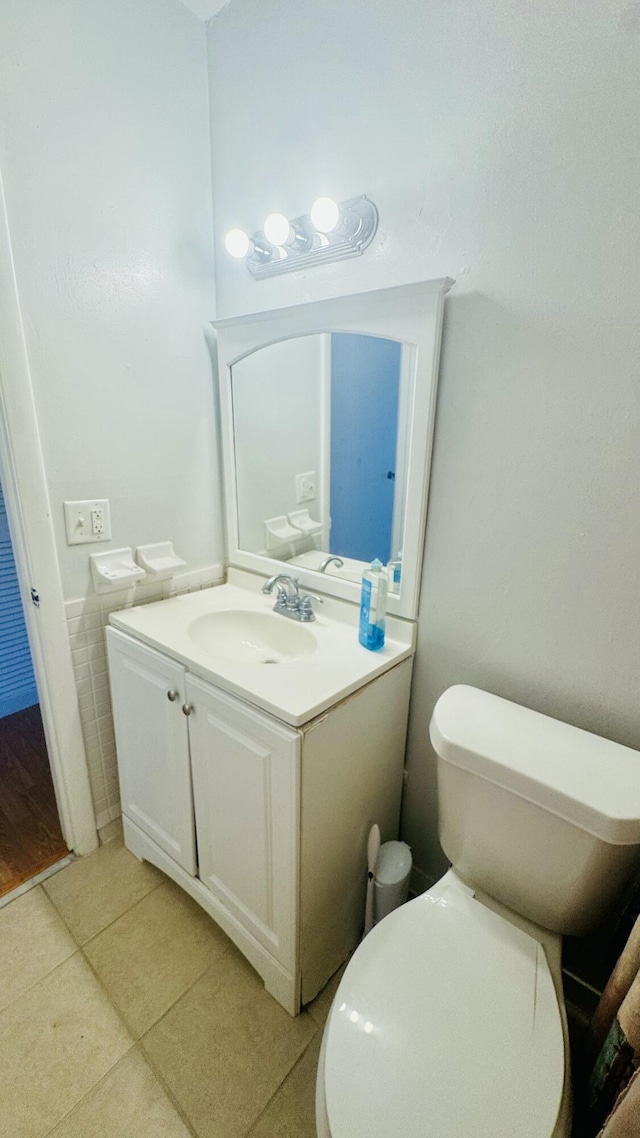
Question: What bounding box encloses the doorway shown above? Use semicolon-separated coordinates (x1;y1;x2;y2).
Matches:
0;478;67;896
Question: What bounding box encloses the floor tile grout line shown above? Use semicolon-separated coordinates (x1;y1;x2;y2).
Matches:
0;934;80;1021
77;938;142;1037
137;945;310;1137
0;933;195;1138
29;938;142;1136
136;938;239;1042
81;927;236;1043
0;860;150;1124
41;841;244;1042
245;1026;321;1137
43;867;164;950
3;927;240;1132
134;1041;201;1138
1;945;136;1138
77;872;172;951
3;928;320;1137
38;1042;138;1138
308;1004;329;1031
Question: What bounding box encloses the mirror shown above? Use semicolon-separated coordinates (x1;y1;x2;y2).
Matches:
214;279;453;620
231;332;409;590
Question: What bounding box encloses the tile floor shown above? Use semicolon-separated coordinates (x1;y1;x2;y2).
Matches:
0;825;341;1138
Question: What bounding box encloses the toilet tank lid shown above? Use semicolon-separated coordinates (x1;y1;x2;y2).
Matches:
430;685;640;845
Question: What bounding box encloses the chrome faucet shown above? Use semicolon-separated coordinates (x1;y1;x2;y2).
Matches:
262;573;298;607
262;574;323;622
318;555;344;573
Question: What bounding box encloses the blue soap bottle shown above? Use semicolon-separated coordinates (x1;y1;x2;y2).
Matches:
358;559;388;651
387;550;403;589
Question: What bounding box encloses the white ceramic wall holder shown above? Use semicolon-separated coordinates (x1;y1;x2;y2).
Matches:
264;515;303;552
135;541;187;581
90;548;146;594
287;509;323;538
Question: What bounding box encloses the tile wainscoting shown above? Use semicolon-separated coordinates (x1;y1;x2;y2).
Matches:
65;565;225;831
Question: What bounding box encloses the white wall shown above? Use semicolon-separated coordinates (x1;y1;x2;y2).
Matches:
208;0;640;878
0;0;222;601
0;0;223;829
179;0;229;19
232;336;325;553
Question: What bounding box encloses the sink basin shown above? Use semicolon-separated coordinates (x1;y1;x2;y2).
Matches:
187;609;317;664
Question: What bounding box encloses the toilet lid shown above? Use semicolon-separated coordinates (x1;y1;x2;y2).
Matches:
324;880;564;1138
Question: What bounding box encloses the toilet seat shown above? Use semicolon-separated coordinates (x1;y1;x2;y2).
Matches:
322;875;565;1138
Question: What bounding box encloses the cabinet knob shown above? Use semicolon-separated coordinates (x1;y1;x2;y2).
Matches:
167;690;180;702
182;703;193;716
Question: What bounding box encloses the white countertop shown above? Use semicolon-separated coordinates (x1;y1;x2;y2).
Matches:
109;569;415;727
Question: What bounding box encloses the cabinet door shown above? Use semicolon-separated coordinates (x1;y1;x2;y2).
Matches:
186;674;300;971
106;629;196;875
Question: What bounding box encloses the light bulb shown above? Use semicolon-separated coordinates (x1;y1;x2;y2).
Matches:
224;228;251;259
263;212;292;246
310;196;341;234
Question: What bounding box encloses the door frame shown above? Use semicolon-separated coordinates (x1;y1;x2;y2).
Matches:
0;168;97;856
319;333;331;549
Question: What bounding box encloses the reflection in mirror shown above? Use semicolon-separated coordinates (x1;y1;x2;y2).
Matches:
231;333;409;593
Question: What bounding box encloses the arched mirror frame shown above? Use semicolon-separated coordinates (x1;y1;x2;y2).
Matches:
213;278;454;621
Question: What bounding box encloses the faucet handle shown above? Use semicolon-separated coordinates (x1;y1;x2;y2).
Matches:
298;592;323;621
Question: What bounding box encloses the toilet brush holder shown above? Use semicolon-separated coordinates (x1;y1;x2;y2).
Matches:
373;840;412;926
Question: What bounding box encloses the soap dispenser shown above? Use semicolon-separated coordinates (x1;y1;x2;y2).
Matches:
358;559;388;651
388;550;403;588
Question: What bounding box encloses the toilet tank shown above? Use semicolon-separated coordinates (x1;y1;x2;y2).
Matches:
430;686;640;936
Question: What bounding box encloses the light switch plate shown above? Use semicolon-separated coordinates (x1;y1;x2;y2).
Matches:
64;499;111;545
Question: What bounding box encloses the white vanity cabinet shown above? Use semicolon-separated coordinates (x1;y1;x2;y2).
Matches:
106;624;413;1015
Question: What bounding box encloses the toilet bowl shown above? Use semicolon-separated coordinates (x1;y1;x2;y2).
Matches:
316;685;640;1138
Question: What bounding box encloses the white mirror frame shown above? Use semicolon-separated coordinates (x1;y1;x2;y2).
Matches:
213;278;454;621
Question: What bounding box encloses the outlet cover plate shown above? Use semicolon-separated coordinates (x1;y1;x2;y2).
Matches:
64;499;111;545
295;471;316;504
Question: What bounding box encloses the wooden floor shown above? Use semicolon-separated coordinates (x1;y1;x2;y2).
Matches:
0;704;68;898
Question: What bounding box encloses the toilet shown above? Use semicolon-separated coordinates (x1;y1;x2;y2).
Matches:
316;684;640;1138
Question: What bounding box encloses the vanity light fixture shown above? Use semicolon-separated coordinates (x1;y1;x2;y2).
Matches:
224;228;273;263
263;212;292;246
263;212;312;254
224;194;379;280
224;228;251;259
309;196;341;234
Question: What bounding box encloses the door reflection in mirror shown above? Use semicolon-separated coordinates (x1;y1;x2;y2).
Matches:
329;334;401;564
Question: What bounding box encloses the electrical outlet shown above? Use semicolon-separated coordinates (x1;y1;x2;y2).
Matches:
91;505;105;536
63;500;111;545
295;471;316;504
